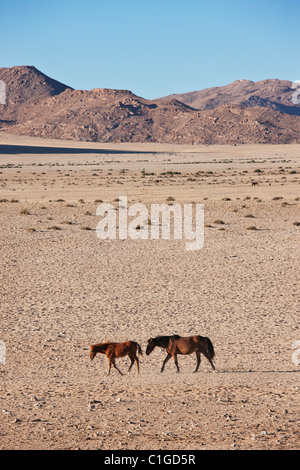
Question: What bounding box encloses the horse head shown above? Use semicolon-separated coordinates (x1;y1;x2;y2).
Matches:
146;338;156;355
89;345;97;360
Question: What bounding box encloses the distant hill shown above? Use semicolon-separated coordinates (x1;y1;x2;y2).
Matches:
0;66;300;145
0;65;71;105
160;79;300;116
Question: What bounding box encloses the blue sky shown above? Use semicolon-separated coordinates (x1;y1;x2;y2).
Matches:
1;0;299;99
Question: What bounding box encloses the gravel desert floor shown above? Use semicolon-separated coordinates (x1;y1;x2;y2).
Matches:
0;134;299;450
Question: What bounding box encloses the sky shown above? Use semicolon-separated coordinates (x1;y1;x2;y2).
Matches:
1;0;300;99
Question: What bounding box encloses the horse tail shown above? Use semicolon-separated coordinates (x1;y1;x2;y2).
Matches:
205;337;215;359
136;342;143;357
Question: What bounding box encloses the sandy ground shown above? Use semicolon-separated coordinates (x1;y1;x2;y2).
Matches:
0;134;299;450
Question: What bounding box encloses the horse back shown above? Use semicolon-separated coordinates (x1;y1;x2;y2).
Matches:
111;340;136;358
170;336;204;354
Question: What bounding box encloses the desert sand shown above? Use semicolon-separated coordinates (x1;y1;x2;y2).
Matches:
0;134;299;450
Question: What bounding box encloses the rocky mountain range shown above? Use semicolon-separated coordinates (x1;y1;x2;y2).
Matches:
0;65;299;145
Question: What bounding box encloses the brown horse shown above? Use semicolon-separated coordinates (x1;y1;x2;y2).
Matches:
90;340;143;376
146;334;215;373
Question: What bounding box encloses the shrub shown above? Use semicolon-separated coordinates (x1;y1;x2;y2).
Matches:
214;220;225;225
19;208;30;215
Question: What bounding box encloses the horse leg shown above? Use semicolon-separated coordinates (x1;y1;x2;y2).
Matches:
134;355;140;374
161;353;172;372
202;349;215;371
194;351;201;372
128;355;135;373
106;358;112;376
172;353;180;373
111;358;124;376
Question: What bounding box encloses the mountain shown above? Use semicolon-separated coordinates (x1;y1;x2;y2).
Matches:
0;65;72;125
0;65;72;105
160;79;300;115
0;66;300;145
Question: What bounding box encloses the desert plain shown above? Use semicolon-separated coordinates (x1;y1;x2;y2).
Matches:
0;133;299;450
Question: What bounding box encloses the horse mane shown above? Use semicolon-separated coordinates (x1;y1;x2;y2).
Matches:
153;335;181;346
91;341;115;350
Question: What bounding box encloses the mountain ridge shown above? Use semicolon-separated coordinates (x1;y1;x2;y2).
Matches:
159;78;296;111
0;66;299;145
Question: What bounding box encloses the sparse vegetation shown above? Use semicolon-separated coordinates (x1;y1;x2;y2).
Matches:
214;220;225;225
19;208;30;215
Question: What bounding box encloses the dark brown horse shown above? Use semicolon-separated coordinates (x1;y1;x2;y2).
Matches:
90;341;143;376
146;335;215;373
